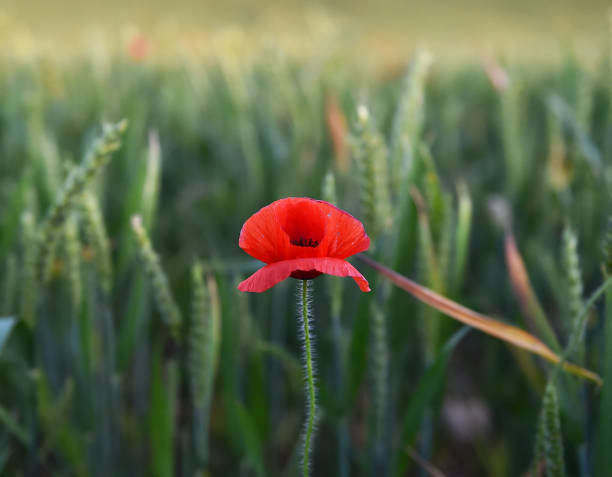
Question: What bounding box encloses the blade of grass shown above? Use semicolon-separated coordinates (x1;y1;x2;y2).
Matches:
500;72;527;196
344;294;370;409
226;395;266;477
36;377;87;475
505;234;561;352
393;327;470;476
358;255;602;385
188;263;221;469
149;344;178;477
412;187;443;363
452;181;472;294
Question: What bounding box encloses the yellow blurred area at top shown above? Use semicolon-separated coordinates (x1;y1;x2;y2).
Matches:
1;0;610;63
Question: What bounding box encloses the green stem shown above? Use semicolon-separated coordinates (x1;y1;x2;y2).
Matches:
371;301;388;472
300;279;316;477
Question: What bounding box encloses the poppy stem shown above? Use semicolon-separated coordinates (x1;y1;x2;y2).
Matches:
299;279;317;477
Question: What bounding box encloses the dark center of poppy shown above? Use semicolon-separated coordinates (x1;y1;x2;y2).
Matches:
291;270;322;279
279;200;326;248
290;237;320;247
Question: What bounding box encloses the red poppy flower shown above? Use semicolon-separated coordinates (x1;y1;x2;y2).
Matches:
238;197;371;292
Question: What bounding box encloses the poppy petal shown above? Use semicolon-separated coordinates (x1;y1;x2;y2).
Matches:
238;257;370;293
320;204;370;258
239;201;289;263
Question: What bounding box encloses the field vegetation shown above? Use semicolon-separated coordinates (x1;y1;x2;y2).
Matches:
0;9;611;476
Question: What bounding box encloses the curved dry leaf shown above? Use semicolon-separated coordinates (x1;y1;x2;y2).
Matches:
358;254;602;385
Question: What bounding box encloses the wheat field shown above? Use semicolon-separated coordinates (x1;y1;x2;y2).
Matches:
0;6;611;477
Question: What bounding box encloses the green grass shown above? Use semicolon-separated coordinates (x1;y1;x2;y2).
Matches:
0;26;611;476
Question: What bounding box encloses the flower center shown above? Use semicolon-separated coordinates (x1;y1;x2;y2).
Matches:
279;199;327;249
290;238;320;248
291;269;322;279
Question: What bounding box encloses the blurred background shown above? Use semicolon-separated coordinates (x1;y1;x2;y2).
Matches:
1;0;610;62
0;1;611;477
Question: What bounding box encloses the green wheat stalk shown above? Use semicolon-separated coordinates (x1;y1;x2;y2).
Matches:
370;301;389;470
417;146;452;288
421;148;446;243
322;170;337;206
322;170;344;321
500;75;526;197
452;182;472;293
20;211;38;327
351;105;392;242
63;213;82;313
130;215;182;335
596;223;612;474
322;170;349;477
437;195;453;287
188;262;221;469
562;224;585;360
81;192;112;294
415;192;444;294
42;227;62;284
534;381;566;477
546;106;568;191
37;119;127;281
574;67;593;137
389;50;433;191
142;131;162;230
604;213;612;277
414;189;443;363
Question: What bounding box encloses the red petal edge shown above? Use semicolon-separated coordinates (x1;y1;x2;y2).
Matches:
238;257;370;293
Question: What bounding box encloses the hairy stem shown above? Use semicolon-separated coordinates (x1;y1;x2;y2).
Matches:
299;279;316;477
